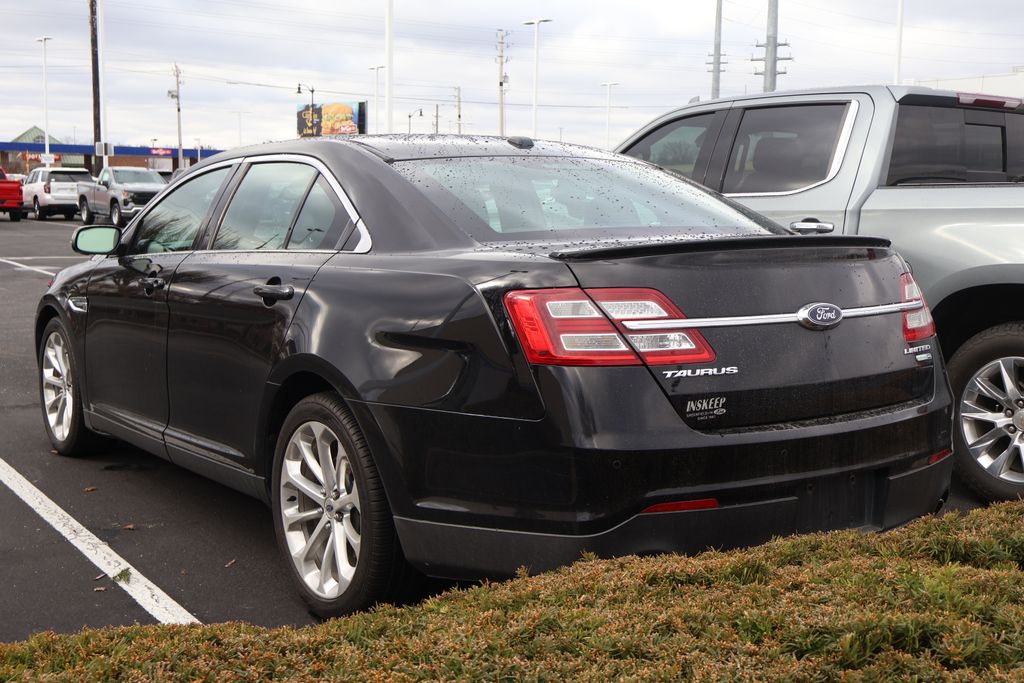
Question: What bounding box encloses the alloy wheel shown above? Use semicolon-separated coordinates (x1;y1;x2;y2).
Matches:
33;198;43;220
41;331;73;442
111;203;121;226
959;356;1024;483
278;420;361;599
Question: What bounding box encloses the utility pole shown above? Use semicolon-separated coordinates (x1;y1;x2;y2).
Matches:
707;0;726;99
496;30;510;137
433;104;439;134
234;111;248;146
88;0;101;174
168;64;183;168
36;37;51;168
752;0;791;93
385;0;393;133
894;0;905;84
453;86;462;134
195;138;201;162
369;65;384;134
600;81;619;149
97;0;109;168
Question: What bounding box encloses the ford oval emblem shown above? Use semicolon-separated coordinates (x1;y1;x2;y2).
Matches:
797;302;844;330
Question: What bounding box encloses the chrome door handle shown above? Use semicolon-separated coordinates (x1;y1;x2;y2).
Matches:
253;284;294;303
790;219;835;235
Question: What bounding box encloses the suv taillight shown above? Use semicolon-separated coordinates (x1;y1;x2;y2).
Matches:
43;181;50;194
504;287;715;366
900;272;935;342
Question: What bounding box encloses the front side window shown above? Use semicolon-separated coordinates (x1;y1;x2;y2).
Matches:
394;156;782;244
213;162;316;250
622;113;717;180
131;167;231;254
723;104;848;194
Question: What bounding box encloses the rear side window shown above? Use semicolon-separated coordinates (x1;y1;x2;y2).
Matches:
722;104;848;194
886;105;1018;185
214;162;316;250
287;176;350;250
622;113;718;180
50;171;89;183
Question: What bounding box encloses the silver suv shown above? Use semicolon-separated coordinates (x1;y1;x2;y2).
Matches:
620;85;1024;502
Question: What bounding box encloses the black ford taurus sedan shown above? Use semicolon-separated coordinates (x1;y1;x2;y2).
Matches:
38;135;952;616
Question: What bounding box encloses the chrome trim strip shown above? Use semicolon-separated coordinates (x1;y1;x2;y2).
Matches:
724;99;860;199
621;300;922;331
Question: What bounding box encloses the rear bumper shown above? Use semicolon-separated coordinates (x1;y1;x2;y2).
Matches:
395;455;952;579
0;199;20;210
354;361;953;580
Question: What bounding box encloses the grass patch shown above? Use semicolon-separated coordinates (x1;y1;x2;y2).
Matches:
6;503;1024;681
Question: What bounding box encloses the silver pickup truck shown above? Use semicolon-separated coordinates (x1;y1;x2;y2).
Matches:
77;166;167;227
620;85;1024;502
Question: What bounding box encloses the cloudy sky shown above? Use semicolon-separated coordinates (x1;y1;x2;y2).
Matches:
4;0;1024;151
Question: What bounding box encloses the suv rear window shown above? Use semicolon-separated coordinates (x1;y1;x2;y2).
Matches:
50;171;90;183
394;156;781;244
887;105;1024;185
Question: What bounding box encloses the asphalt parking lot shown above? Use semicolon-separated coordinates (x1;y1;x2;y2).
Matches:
0;214;988;643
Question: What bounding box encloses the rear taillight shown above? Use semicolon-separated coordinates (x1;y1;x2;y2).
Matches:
503;287;715;366
43;182;51;194
900;272;935;342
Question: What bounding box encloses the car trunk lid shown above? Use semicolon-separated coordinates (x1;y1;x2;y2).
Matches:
553;235;934;430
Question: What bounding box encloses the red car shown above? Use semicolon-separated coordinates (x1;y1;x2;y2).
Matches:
0;168;23;221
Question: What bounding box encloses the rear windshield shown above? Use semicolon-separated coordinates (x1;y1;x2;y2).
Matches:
50;171;90;183
113;169;166;184
393;156;781;243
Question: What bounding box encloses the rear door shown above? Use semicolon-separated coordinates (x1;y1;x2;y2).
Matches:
705;94;873;234
165;157;355;473
619;109;728;186
49;169;89;207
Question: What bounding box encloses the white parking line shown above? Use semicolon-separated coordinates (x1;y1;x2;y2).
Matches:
0;457;200;625
0;258;57;277
5;256;84;260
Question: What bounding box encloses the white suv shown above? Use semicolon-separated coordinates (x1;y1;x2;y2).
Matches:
22;167;93;220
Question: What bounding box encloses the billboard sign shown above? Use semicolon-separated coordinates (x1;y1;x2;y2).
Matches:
297;101;367;137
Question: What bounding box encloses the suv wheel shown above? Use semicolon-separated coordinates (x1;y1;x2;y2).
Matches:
9;210;20;222
38;318;97;456
111;201;123;227
949;322;1024;501
271;392;409;618
80;199;94;225
33;198;46;221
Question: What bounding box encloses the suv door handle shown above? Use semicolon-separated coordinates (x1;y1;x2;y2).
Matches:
140;277;165;293
253;283;294;303
790;219;835;235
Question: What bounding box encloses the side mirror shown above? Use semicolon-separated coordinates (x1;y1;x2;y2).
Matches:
100;179;110;188
72;225;121;255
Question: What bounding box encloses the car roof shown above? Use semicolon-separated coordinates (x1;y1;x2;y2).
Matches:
205;134;622;165
653;84;975;112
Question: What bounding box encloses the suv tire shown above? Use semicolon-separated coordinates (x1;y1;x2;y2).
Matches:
33;198;46;221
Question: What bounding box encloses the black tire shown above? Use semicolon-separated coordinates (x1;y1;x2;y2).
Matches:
9;210;20;222
948;322;1024;501
33;198;46;221
111;201;123;227
80;198;94;225
63;211;75;220
38;317;99;456
271;392;412;618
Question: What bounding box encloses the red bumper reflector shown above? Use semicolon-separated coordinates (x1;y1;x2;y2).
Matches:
928;449;953;465
642;498;720;514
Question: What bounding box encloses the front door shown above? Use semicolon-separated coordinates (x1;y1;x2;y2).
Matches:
83;165;234;453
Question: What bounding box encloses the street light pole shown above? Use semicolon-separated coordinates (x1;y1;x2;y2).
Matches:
297;83;316;135
36;36;52;168
523;19;552;138
407;108;422;134
894;0;905;84
369;65;385;134
195;138;201;162
385;0;393;133
600;81;619;150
